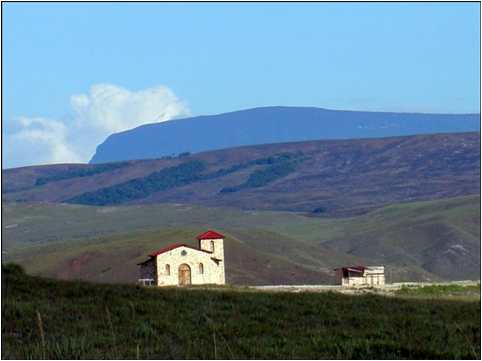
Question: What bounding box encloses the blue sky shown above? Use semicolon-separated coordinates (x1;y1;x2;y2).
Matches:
3;2;480;168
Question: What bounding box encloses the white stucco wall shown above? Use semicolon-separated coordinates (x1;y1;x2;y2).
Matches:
155;242;225;286
364;266;385;286
342;266;385;287
345;276;367;286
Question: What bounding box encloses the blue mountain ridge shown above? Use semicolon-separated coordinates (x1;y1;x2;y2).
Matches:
90;106;480;164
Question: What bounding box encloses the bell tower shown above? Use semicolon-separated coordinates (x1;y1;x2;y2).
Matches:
197;230;225;284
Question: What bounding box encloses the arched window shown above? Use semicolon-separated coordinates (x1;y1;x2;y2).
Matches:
165;264;170;275
211;240;215;252
199;263;204;274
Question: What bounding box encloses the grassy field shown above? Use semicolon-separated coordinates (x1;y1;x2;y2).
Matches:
395;284;481;300
2;264;480;359
3;195;480;285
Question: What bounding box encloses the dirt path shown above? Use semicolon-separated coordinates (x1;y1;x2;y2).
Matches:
250;280;480;295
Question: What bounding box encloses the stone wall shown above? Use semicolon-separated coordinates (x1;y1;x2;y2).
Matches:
200;237;225;284
155;244;225;286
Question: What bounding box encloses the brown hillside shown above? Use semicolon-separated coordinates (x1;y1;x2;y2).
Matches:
3;132;480;216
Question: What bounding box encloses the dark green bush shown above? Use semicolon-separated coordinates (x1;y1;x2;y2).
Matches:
2;263;25;276
220;152;305;193
66;160;206;206
66;153;306;206
35;162;130;186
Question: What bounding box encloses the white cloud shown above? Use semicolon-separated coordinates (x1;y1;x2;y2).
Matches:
71;83;189;133
4;84;189;168
5;117;81;168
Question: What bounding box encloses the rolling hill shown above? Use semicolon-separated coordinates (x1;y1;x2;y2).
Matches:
3;132;480;216
89;106;480;163
3;195;480;284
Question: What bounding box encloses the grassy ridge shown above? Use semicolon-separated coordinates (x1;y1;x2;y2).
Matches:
66;160;207;205
35;162;130;186
3;195;480;284
2;264;480;359
4;132;480;216
67;153;305;205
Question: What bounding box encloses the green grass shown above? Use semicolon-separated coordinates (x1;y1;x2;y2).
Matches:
395;284;481;299
2;264;480;359
3;195;480;284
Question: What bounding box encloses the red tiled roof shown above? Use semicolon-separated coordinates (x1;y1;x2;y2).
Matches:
334;265;366;273
334;265;366;278
139;230;223;263
196;230;225;240
149;243;212;257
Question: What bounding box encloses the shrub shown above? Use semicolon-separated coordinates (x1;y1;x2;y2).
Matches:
66;153;307;205
66;160;206;206
35;162;130;186
2;263;25;276
221;152;305;193
312;207;327;214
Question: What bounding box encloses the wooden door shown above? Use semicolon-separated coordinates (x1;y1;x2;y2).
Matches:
178;264;191;286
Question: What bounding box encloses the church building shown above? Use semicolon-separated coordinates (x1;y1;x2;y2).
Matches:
137;230;226;286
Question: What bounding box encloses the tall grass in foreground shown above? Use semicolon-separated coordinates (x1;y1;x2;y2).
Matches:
2;264;480;359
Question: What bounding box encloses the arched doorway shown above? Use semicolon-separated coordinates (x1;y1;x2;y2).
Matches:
178;264;191;286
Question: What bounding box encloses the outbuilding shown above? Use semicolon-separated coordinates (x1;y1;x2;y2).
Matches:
334;265;385;287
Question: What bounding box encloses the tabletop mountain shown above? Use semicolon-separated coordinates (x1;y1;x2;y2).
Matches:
90;106;480;163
